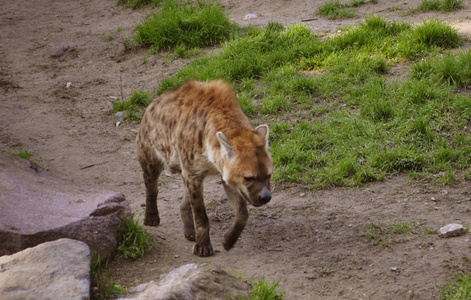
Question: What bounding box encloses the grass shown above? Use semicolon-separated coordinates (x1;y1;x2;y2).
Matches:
133;0;237;51
244;279;285;300
122;14;469;188
6;149;35;164
363;221;435;245
317;0;374;20
90;253;127;299
410;0;463;13
439;274;471;300
112;90;151;121
117;214;154;259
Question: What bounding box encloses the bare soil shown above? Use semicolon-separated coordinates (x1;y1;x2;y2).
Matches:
1;0;471;299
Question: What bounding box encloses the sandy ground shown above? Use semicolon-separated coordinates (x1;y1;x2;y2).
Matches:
1;0;471;299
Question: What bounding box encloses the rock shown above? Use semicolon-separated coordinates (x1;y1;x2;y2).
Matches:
51;44;70;57
243;13;257;20
0;152;131;262
118;263;251;300
439;223;467;238
0;238;90;300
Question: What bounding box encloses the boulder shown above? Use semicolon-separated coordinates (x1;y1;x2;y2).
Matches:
0;152;130;261
119;263;252;300
0;238;90;300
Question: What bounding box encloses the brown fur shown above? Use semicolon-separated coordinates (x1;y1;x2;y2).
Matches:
136;80;273;257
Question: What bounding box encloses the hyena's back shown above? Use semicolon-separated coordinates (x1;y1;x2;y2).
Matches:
136;79;252;175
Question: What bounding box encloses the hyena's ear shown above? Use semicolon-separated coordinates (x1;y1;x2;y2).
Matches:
255;125;269;148
216;131;235;160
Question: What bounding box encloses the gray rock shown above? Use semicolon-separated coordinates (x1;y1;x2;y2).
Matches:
0;152;131;262
439;223;467;238
51;44;70;57
119;263;251;300
0;238;90;300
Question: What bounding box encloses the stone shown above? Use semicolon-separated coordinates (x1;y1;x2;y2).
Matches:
439;223;467;238
118;263;252;300
51;44;70;58
0;152;131;262
0;238;90;300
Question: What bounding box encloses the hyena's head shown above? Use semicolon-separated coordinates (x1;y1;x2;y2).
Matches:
217;125;273;207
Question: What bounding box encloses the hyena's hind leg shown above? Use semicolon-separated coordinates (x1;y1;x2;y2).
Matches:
137;149;164;226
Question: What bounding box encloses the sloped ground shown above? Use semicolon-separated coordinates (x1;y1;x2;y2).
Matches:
1;0;470;299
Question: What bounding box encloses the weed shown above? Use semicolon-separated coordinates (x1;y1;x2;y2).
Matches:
112;90;151;120
244;279;285;300
104;35;114;42
90;253;127;299
410;0;463;13
117;214;154;259
6;149;34;164
317;1;355;20
134;0;236;50
363;222;428;245
439;273;471;300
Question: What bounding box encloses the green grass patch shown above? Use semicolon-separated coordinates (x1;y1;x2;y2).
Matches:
244;279;285;300
6;149;35;164
112;90;151;121
133;0;237;51
410;0;463;13
90;253;127;299
317;1;355;20
143;15;469;188
117;214;154;259
363;221;431;245
439;274;471;300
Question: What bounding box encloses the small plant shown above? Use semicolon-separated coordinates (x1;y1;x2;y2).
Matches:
439;273;471;300
244;279;285;300
410;0;463;13
117;214;154;259
104;35;114;42
317;0;355;20
118;0;162;8
134;0;237;50
112;90;151;121
7;149;34;164
90;253;127;299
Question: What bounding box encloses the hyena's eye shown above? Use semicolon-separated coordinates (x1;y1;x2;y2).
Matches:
244;176;255;183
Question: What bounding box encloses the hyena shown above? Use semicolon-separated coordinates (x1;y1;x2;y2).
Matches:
136;79;273;257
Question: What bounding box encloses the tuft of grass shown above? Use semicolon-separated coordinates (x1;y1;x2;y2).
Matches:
112;90;151;121
7;150;35;164
317;0;355;20
410;0;463;13
363;222;430;245
90;253;127;299
439;274;471;300
117;214;154;259
133;0;237;50
244;279;285;300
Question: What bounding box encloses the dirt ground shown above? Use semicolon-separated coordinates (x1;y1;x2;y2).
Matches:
1;0;471;299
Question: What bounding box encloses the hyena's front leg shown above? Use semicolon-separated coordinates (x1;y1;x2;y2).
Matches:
180;191;196;241
222;182;248;251
183;176;213;257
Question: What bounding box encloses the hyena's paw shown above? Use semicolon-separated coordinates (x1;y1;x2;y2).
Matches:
193;243;214;257
184;228;196;241
222;232;239;251
144;213;160;226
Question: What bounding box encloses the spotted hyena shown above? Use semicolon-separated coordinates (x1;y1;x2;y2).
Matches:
136;79;273;257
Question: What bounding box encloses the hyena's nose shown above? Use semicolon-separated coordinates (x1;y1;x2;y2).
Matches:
259;189;272;204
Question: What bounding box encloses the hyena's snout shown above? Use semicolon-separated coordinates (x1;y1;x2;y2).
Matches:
258;186;272;205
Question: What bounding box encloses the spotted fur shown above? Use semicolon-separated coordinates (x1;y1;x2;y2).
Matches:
136;79;273;257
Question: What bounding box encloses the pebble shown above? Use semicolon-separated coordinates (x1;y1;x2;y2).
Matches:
465;239;470;242
116;121;121;128
66;82;72;88
51;44;70;58
172;185;179;189
390;267;398;272
439;223;467;238
115;112;124;118
244;13;257;20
